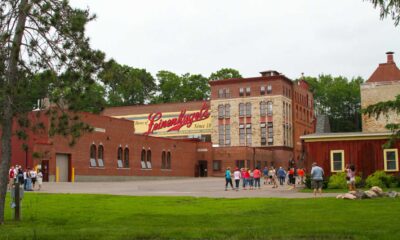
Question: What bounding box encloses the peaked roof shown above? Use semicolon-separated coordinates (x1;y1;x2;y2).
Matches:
367;52;400;83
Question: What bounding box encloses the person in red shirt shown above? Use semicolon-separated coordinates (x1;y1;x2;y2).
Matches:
297;168;305;185
253;167;261;189
8;166;15;190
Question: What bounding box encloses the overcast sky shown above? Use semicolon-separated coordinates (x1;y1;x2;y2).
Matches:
69;0;400;80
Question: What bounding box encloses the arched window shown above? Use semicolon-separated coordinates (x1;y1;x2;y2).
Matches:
260;101;267;116
90;144;97;167
147;150;152;169
124;148;129;168
167;152;171;169
141;149;147;168
218;105;224;118
267;101;273;116
239;103;245;116
161;151;166;169
97;145;104;167
117;147;123;168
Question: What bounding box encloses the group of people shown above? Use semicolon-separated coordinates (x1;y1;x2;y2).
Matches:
224;166;306;191
8;165;43;191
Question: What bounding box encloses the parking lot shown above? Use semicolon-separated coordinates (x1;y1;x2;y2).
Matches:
38;177;336;198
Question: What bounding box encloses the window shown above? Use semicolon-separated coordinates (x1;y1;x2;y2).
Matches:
117;147;123;168
167;152;171;169
260;101;267;117
384;149;399;171
218;125;225;146
239;87;244;96
239;103;245;117
246;102;251;116
246;124;252;146
147;150;152;169
218;89;223;98
260;86;265;95
218;105;225;119
267;84;272;94
239;125;245;145
225;125;231;145
267;122;273;145
213;160;222;171
261;123;266;146
225;104;230;118
161;151;166;169
97;145;104;167
90;144;97;167
225;88;230;98
236;160;245;169
124;148;129;168
246;87;251;96
267;101;273;116
330;150;344;172
141;149;146;168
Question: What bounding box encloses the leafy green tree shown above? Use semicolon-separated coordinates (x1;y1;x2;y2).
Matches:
306;75;364;132
0;0;104;223
209;68;242;81
366;0;400;26
152;71;210;103
99;60;156;106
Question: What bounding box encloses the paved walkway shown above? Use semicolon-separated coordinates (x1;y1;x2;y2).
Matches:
37;177;337;198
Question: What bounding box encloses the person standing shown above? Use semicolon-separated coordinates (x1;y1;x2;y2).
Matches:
8;166;15;190
269;167;278;188
311;162;324;197
262;166;269;185
253;167;261;189
297;168;305;185
233;167;241;191
37;169;43;191
225;167;234;191
30;168;37;190
346;164;356;191
277;167;286;185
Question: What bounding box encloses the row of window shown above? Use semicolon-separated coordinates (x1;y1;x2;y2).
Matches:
330;149;399;172
217;102;275;119
213;160;270;171
89;144;172;170
218;122;274;147
217;85;273;99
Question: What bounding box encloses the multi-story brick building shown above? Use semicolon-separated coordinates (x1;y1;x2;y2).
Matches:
210;70;314;169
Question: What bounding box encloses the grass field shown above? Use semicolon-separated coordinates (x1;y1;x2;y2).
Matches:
1;193;400;240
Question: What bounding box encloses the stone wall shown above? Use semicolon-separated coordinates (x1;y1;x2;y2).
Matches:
361;81;400;132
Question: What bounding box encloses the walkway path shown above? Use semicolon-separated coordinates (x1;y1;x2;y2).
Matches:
38;177;337;198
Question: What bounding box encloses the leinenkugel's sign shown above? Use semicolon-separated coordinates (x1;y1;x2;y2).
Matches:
112;102;212;137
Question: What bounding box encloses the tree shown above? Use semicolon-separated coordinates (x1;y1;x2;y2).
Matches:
209;68;242;81
0;0;104;223
152;71;210;103
99;60;156;106
366;0;400;26
306;75;364;132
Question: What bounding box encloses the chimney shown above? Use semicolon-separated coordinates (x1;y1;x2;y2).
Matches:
386;51;394;64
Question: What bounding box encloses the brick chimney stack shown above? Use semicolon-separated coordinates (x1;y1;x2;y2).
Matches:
386;51;394;64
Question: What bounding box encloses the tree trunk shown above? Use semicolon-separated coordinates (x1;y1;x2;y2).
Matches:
0;0;29;224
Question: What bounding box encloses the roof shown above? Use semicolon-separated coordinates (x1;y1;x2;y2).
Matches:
367;52;400;83
209;75;293;86
300;132;392;142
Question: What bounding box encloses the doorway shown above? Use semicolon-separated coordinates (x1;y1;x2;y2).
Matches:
198;160;208;177
41;160;49;182
56;154;70;182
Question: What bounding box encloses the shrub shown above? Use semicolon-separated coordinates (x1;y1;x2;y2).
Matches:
327;172;347;189
305;174;329;189
365;170;396;188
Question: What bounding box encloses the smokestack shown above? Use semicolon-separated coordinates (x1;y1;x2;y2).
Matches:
386;51;394;64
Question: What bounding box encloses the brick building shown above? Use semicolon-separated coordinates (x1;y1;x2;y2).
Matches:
301;52;400;176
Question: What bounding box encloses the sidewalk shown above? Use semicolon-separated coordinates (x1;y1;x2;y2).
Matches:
36;177;337;198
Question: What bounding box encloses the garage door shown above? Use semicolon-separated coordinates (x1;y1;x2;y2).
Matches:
56;154;69;182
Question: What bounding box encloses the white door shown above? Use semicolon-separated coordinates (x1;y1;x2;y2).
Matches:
56;154;69;182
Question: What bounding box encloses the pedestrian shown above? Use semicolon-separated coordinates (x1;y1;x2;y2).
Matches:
269;167;278;188
8;166;15;190
277;166;286;185
233;167;241;191
37;169;43;191
25;168;33;191
346;164;356;191
244;168;250;190
248;169;254;190
241;168;247;190
30;168;37;190
23;169;27;190
253;167;261;189
311;162;324;197
225;167;234;191
262;166;269;184
297;168;305;185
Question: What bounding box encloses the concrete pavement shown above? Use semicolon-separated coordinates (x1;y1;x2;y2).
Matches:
36;177;337;198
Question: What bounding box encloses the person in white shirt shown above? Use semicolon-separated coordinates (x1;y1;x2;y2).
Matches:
233;168;241;191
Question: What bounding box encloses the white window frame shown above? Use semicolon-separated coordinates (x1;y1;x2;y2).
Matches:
330;150;345;172
384;149;399;172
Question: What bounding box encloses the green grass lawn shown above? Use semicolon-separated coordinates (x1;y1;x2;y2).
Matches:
1;193;400;240
299;187;400;193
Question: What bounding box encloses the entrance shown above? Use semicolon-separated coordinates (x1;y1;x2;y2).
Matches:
41;160;49;182
198;160;208;177
56;154;70;182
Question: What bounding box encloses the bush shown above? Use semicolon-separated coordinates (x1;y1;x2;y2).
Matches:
327;172;347;189
305;174;329;189
365;170;396;188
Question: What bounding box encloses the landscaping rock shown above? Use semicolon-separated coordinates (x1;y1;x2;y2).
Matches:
350;190;368;199
388;191;398;198
343;193;357;200
364;190;378;198
370;186;384;196
336;194;344;199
